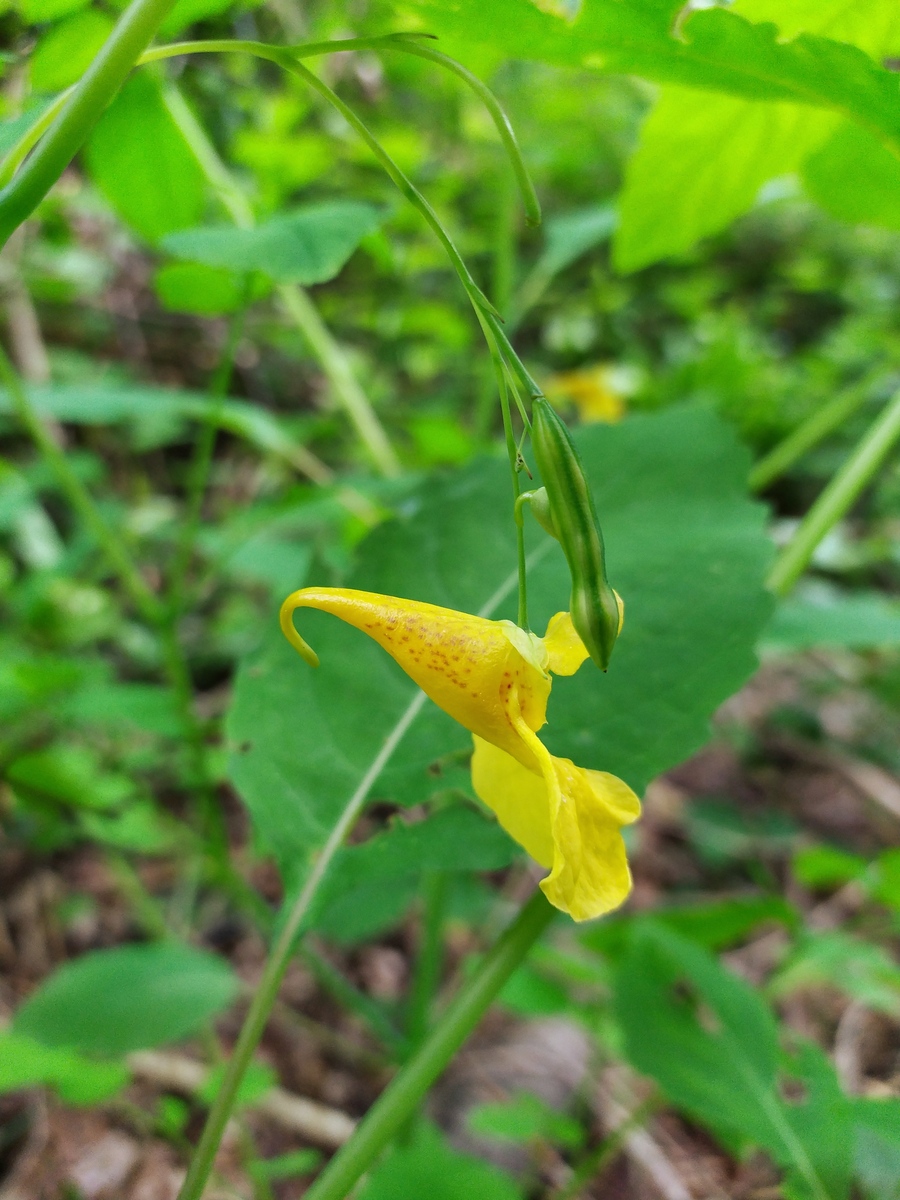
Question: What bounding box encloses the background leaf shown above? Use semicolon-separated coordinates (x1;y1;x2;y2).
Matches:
615;924;853;1199
162;202;384;284
0;1032;128;1105
13;943;239;1055
85;73;206;243
229;407;772;885
356;1120;522;1200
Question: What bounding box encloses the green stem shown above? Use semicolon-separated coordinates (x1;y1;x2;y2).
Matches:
176;690;427;1200
406;871;448;1051
384;41;540;229
303;891;555;1200
277;283;401;477
552;1097;658;1200
276;55;541;402
487;329;528;628
167;301;247;611
0;0;177;246
749;377;876;492
300;943;407;1058
766;389;900;597
141;34;541;228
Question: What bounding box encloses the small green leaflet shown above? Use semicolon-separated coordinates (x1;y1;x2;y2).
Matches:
162;202;384;285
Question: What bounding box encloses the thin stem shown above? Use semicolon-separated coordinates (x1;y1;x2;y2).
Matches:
406;871;448;1051
300;943;407;1058
382;41;540;229
176;691;427;1200
766;389;900;597
277;284;402;477
167;301;248;611
276;55;542;402
141;34;541;227
0;0;177;246
486;326;528;628
302;891;556;1200
552;1097;658;1200
749;377;876;492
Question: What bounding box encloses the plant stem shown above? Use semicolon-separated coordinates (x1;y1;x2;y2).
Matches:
406;871;448;1051
749;377;875;492
766;388;900;597
300;943;407;1058
277;284;401;477
277;55;542;402
161;81;400;479
552;1097;658;1200
167;302;247;611
176;690;427;1200
0;0;177;246
303;891;555;1200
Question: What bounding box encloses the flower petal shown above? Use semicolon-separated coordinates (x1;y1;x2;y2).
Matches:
281;588;550;769
543;611;590;677
473;699;640;921
471;735;553;868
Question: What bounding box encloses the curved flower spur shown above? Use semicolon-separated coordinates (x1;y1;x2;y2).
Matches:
280;588;640;921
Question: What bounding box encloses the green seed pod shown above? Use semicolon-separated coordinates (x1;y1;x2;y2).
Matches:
530;397;622;670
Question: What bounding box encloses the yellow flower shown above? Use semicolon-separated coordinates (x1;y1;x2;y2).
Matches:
545;364;627;424
280;588;640;921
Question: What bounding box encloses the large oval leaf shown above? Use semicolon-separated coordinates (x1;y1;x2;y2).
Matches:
228;407;772;884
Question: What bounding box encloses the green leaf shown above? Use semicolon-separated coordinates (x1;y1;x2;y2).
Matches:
803;122;900;231
154;262;248;317
162;202;384;284
308;805;519;943
159;0;237;36
762;587;900;651
732;0;900;58
86;73;206;243
401;0;900;124
852;1098;900;1200
0;384;307;467
61;681;183;738
356;1120;522;1200
792;844;868;890
614;89;835;272
0;1031;128;1105
228;407;773;885
6;743;135;811
16;0;90;22
583;893;796;960
468;1092;584;1149
29;10;114;92
616;924;852;1199
13;943;238;1055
